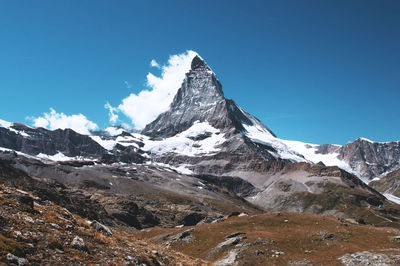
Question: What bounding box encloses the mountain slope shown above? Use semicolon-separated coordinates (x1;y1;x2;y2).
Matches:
370;168;400;201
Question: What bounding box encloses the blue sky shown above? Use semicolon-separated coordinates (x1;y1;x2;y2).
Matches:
0;0;399;144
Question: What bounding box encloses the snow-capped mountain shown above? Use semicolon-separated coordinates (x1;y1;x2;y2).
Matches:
138;55;400;183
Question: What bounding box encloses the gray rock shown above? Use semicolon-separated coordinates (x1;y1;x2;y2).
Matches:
215;233;247;250
6;253;28;266
71;236;88;252
90;220;113;236
339;251;396;265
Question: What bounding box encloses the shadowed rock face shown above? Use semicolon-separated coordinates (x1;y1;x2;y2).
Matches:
142;56;275;139
0;124;106;158
0;124;146;164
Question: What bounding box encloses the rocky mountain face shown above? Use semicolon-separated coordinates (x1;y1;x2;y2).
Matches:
315;138;400;181
0;123;146;164
143;56;275;140
0;123;106;158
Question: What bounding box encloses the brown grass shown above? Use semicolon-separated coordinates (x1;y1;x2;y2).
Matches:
135;212;400;265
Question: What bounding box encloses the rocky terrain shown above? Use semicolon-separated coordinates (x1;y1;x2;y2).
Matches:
2;178;400;265
0;183;205;265
0;156;261;229
370;168;400;198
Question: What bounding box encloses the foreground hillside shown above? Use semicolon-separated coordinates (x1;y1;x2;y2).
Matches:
136;213;400;265
2;182;400;265
0;184;205;265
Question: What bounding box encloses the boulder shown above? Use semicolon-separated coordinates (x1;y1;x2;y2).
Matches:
90;220;113;236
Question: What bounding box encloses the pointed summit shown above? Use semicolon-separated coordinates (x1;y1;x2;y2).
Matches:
142;54;275;140
190;55;210;71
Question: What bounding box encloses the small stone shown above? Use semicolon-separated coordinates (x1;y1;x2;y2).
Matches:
71;236;88;252
50;223;60;228
24;216;34;223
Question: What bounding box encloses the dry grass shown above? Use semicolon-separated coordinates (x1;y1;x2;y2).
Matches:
136;212;400;265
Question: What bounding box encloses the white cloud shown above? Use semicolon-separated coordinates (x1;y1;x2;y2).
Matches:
105;102;119;124
118;50;198;129
150;59;160;68
32;108;98;135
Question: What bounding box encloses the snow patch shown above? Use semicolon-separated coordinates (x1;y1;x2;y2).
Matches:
384;193;400;205
146;162;193;175
281;139;358;175
143;122;225;157
91;133;141;151
243;123;307;162
0;120;30;137
36;152;94;162
90;136;117;150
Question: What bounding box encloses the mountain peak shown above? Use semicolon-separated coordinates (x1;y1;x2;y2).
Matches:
190;55;210;71
142;55;276;140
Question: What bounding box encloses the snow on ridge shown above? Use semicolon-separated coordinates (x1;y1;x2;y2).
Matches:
104;127;124;136
36;152;97;162
384;193;400;205
0;148;95;163
147;162;193;175
0;119;31;137
37;152;78;162
241;113;307;162
90;133;141;151
238;109;361;178
357;137;374;143
182;120;219;138
0;119;12;128
90;136;117;150
281;139;359;177
356;137;400;144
